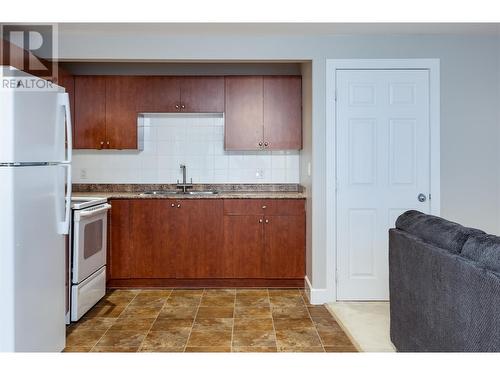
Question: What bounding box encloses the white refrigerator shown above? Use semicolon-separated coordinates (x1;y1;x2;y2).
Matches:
0;68;72;352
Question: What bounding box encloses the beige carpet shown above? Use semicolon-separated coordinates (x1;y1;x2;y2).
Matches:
327;302;395;352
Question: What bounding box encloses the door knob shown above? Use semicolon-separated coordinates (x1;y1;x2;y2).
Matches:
264;142;269;147
175;104;180;110
171;203;175;207
258;142;263;147
259;219;263;223
417;193;427;202
181;104;185;110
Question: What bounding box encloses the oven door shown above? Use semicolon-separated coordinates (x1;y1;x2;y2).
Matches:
72;203;111;284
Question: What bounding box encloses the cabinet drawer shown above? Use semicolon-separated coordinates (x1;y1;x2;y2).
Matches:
263;199;305;216
223;199;265;215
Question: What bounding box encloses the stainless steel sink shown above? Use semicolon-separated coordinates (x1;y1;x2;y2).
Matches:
139;190;218;196
139;191;180;196
186;191;218;195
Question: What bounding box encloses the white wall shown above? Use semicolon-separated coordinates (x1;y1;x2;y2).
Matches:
72;114;300;184
59;30;500;294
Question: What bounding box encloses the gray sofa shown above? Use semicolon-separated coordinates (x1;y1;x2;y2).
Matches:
389;210;500;352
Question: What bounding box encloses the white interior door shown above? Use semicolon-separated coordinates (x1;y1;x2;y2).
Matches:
336;69;431;300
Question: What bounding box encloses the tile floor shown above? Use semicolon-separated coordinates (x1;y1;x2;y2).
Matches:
65;288;357;352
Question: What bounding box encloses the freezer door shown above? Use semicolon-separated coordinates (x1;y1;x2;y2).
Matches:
0;78;71;164
0;165;67;352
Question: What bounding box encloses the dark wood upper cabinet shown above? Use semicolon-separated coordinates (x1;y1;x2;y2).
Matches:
224;76;264;150
74;76;106;149
263;76;302;150
105;76;141;149
180;77;224;113
224;76;302;151
148;76;181;112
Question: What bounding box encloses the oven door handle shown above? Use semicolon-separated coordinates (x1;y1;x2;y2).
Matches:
77;204;112;218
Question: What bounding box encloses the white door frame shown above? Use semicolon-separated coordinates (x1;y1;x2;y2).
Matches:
325;59;440;302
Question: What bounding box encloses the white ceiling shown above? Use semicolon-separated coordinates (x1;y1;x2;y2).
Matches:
58;23;500;36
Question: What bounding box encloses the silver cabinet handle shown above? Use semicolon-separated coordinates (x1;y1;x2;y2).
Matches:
265;219;269;224
106;141;110;146
418;193;427;202
175;104;180;109
177;204;181;208
259;219;263;223
181;104;185;109
171;203;175;207
262;205;267;209
264;142;269;147
258;142;263;147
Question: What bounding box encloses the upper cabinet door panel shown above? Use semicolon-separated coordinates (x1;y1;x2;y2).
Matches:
105;76;140;149
74;76;106;149
224;76;264;151
180;77;224;113
263;76;302;150
153;77;181;112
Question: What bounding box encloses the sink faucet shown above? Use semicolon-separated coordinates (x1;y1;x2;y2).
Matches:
177;164;193;193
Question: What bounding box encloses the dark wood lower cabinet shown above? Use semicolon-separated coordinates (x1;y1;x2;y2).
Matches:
224;215;265;278
107;198;305;287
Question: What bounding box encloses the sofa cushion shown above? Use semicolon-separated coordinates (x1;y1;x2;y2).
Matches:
395;210;484;254
462;234;500;273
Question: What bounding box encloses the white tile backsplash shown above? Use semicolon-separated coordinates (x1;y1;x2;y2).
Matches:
72;114;300;184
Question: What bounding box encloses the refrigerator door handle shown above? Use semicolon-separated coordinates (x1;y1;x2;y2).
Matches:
58;164;72;235
59;93;72;164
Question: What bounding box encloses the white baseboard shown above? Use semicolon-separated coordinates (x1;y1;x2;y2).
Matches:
304;276;333;305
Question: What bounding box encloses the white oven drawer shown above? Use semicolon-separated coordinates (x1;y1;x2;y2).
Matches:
71;266;106;322
72;203;110;284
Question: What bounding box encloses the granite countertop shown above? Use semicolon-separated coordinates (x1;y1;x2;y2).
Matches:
72;184;306;200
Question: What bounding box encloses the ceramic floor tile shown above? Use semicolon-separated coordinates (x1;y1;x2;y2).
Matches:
232;346;277;352
275;328;323;349
158;306;198;319
109;317;156;331
272;306;310;319
66;330;107;347
65;288;357;353
94;330;146;349
200;295;235;307
234;306;272;318
232;329;276;347
272;318;315;330
84;303;127;318
138;289;172;297
236;289;269;297
233;317;274;331
196;306;234;319
150;318;195;330
141;328;191;350
63;346;93;352
193;318;233;331
120;305;162;318
269;296;305;307
187;328;232;347
67;317;116;333
184;346;231;352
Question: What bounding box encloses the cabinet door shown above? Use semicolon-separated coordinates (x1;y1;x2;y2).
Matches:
105;76;141;149
180;77;224;113
224;76;264;150
264;215;305;278
129;200;156;278
176;200;226;278
153;201;179;278
224;215;265;278
135;76;181;112
108;200;133;279
263;76;302;150
74;76;106;149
